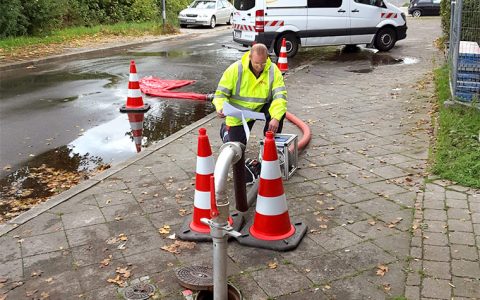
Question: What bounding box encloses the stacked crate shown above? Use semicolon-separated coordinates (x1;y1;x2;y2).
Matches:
456;41;480;102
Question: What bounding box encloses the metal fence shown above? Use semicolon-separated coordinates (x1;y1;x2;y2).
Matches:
448;0;480;103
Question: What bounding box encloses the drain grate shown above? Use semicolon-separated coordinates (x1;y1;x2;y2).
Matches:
122;282;156;300
175;266;213;291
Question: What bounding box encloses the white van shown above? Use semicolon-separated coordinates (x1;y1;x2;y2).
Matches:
232;0;407;57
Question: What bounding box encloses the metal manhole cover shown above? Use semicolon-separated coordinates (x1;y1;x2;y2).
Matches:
123;282;156;300
175;266;213;291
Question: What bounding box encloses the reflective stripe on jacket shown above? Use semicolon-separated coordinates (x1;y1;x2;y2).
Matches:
212;51;287;127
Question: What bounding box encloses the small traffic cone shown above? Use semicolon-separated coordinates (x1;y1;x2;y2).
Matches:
277;38;288;74
120;60;151;113
178;128;243;242
127;112;144;153
236;131;306;251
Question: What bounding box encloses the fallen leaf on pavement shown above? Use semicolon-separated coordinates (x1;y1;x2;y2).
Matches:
31;271;43;277
26;290;38;297
161;240;195;254
267;261;278;269
40;291;49;299
383;283;391;291
0;278;7;283
100;255;113;267
376;265;389;276
45;277;53;283
368;220;376;226
158;225;171;235
118;233;128;241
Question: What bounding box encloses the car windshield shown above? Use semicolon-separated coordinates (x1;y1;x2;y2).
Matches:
191;1;216;9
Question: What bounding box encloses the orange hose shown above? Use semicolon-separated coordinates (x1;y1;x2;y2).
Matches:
286;112;311;152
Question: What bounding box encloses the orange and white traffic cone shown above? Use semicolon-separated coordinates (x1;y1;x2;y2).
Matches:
120;60;151;113
277;38;289;74
178;128;243;242
126;112;144;153
237;131;306;251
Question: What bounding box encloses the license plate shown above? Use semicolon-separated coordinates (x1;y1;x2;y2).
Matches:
187;19;195;23
234;30;241;38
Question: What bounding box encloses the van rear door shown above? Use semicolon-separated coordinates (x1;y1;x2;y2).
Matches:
233;0;263;45
306;0;350;46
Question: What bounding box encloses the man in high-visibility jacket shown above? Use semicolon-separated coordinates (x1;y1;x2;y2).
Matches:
213;43;287;146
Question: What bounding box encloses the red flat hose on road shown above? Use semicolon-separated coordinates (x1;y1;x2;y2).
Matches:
139;77;311;150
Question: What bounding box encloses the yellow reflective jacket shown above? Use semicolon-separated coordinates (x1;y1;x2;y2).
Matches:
213;51;287;127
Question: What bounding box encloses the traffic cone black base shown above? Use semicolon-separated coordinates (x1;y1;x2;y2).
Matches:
177;212;244;242
236;219;307;251
120;103;151;113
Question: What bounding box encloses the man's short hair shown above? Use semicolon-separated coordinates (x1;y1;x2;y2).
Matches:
250;43;268;57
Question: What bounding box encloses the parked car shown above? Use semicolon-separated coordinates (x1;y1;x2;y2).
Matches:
408;0;441;17
178;0;234;28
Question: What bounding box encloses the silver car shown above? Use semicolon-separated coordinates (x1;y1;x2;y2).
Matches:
178;0;234;29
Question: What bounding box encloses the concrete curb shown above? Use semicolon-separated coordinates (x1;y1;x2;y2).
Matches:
0;113;216;236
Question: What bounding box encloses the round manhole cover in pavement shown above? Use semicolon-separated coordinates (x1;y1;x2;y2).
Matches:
123;282;156;300
175;266;213;291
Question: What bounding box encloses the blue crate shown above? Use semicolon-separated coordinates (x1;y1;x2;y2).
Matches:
458;72;480;81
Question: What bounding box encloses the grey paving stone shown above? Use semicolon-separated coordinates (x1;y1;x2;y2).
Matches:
451;244;479;261
295;252;357;284
423;245;450;262
334;241;397;271
424;191;446;202
405;285;420;300
421;278;452;299
21;231;69;257
451;259;480;278
448;219;474;232
308;226;363;251
407;260;422;286
0;258;23;281
362;180;409;197
446;198;469;209
424;232;449;246
0;235;22;263
228;273;270;300
321;271;388;300
452;276;480;298
322;203;370;225
370;165;409;179
71;241;124;268
448;208;472;220
344;170;384;185
372;233;410;259
324;162;362;176
346;220;396;240
252;264;312;298
21;270;83;299
411;246;422;259
331;186;377;204
424;220;448;233
283;181;320;197
76;258;128;291
23;250;73;277
424;209;447;222
376;209;414;232
106;215;155;236
100;202;144;222
10;212;63;238
446;190;468;200
89;179;129;193
65;223;111;248
449;232;476;245
228;244;283;273
388;191;417;208
275;288;329;299
61;207;106;230
313;176;354;192
94;190;138;207
50;194;98;215
423;261;451;280
472;213;480;224
424;199;446;210
355;197;403;217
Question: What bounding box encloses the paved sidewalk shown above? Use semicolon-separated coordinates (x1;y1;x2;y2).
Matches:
1;17;479;300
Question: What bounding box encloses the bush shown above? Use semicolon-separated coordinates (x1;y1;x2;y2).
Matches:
0;0;27;37
21;0;66;35
127;0;159;22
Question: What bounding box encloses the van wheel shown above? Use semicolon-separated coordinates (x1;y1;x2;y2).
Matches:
209;16;216;29
180;24;187;28
374;27;397;51
412;10;422;17
274;33;299;58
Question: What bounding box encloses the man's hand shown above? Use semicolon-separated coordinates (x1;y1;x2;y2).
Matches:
268;118;280;133
217;109;225;118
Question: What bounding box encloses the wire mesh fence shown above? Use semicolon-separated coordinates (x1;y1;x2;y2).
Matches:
448;0;480;104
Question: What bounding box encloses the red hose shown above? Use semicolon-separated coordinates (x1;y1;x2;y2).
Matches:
286;112;311;152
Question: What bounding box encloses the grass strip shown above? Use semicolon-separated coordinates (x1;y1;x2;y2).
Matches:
432;65;480;188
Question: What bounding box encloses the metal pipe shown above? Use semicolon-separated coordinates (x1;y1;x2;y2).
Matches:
246;179;259;207
211;142;243;300
232;152;248;212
